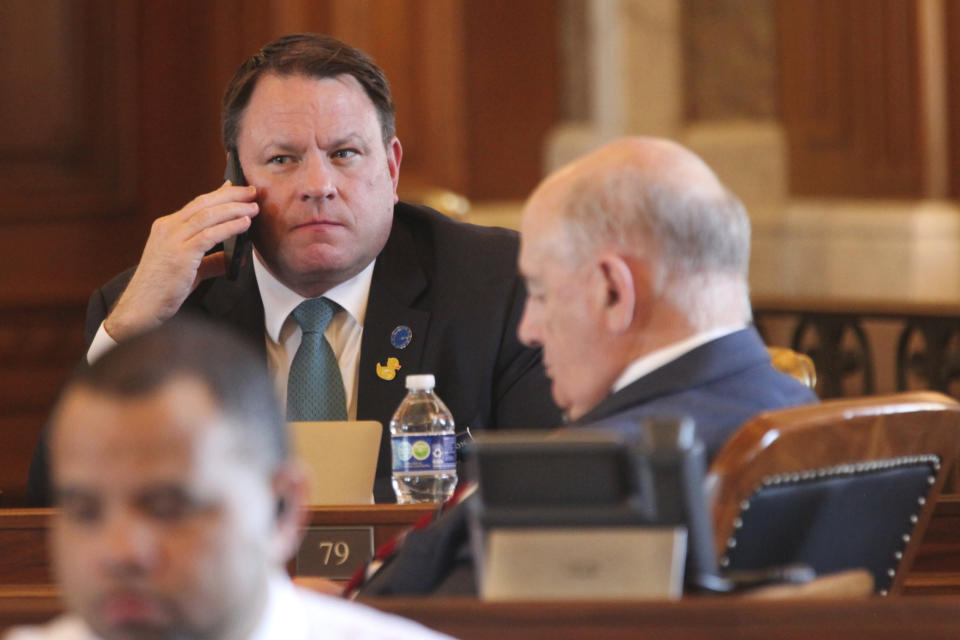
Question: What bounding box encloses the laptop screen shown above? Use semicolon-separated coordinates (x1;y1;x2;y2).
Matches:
288;420;382;505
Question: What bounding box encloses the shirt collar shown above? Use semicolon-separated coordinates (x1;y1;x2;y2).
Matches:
253;250;375;342
611;325;746;394
248;572;303;640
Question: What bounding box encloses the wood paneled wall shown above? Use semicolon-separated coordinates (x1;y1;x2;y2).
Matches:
0;0;559;505
0;1;144;506
777;0;927;198
944;0;960;198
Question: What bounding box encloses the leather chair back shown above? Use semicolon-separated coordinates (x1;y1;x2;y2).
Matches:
708;392;960;594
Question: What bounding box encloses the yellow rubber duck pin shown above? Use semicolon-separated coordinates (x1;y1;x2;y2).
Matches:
377;357;402;381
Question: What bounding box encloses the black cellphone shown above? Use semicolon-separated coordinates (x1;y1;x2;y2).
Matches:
222;149;251;280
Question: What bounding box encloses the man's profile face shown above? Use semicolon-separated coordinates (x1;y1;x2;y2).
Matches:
237;72;402;297
51;378;277;639
517;198;613;421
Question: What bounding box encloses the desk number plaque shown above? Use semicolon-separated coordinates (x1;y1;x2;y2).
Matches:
296;526;374;580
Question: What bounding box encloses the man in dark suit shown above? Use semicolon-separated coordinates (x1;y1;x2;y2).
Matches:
517;136;817;457
29;33;559;504
353;136;818;597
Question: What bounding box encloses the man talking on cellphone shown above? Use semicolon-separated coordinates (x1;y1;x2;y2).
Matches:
29;34;560;504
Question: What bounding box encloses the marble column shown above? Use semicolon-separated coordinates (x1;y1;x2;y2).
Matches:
547;0;787;222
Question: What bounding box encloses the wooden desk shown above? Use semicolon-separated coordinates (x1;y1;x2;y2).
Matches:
904;493;960;594
5;589;960;637
0;504;435;587
365;596;960;639
0;510;50;586
2;499;959;593
0;585;61;630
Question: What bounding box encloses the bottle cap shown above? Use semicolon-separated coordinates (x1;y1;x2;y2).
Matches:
405;374;435;390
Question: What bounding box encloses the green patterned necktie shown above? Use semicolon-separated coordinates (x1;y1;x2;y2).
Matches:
286;297;348;421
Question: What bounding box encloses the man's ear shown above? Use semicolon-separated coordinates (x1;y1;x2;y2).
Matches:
386;137;403;203
597;253;638;333
268;461;310;566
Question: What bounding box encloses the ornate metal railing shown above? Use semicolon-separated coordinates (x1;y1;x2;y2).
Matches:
753;297;960;400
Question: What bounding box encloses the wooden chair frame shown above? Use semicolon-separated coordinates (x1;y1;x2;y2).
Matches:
707;391;960;594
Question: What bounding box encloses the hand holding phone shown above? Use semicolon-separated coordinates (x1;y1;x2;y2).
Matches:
102;155;258;342
223;150;252;280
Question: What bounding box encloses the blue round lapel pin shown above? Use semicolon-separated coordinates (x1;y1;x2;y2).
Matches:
391;325;412;350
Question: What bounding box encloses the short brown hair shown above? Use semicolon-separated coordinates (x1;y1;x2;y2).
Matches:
68;315;287;471
221;33;396;151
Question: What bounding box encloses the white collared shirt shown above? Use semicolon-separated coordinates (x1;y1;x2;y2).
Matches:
87;252;374;421
611;325;746;394
5;573;454;640
254;251;372;420
248;572;455;640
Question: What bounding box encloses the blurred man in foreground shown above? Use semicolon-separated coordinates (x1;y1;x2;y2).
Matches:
353;137;817;596
518;136;817;456
7;319;451;639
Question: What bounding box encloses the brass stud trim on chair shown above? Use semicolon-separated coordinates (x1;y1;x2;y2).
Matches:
757;456;940;490
726;454;941;594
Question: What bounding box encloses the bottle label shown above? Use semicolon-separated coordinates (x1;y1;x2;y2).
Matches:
391;434;457;472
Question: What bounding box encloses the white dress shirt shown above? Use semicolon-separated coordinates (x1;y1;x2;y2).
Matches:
86;251;374;420
254;251;372;420
3;573;455;640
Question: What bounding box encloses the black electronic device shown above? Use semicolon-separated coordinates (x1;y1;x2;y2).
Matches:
637;417;720;589
222;149;251;281
465;418;721;592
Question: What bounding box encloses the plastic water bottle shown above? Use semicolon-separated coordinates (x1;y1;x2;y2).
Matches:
390;374;458;503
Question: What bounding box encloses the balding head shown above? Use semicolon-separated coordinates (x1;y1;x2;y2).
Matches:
518;137;752;420
529;137;749;284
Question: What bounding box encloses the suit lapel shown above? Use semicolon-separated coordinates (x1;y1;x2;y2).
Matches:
191;226;433;416
577;328;770;424
195;256;268;362
357;213;430;423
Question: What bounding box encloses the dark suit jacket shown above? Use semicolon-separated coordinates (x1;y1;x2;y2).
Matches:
29;202;561;504
357;327;818;596
574;327;819;460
